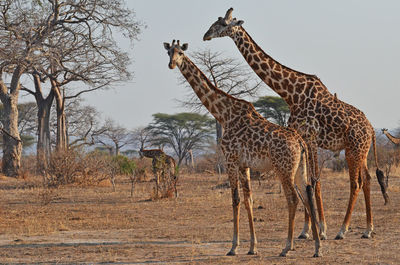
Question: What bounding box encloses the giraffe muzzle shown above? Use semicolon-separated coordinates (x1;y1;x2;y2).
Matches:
168;62;176;69
203;32;212;41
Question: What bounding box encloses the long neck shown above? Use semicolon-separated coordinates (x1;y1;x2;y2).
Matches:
384;131;400;145
230;26;319;106
178;56;242;125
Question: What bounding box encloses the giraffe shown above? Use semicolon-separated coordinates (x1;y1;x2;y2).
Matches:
382;128;400;145
139;148;178;198
203;8;389;240
163;39;321;257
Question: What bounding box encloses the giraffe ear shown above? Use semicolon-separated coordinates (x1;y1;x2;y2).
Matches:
181;43;188;51
163;42;171;50
235;20;244;26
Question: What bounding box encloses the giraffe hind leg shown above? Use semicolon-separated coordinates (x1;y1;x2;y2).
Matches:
279;174;299;257
226;164;240;256
335;159;362;240
361;162;374;238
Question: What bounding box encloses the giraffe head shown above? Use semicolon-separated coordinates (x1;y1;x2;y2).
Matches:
382;128;388;133
163;39;188;69
203;7;244;41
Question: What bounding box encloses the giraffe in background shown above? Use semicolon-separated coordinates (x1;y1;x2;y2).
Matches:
139;148;178;198
164;39;321;257
203;8;389;240
382;128;400;145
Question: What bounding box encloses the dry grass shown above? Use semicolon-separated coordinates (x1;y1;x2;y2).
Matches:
0;169;399;264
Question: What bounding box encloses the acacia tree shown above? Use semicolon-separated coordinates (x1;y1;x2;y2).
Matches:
253;96;290;126
147;112;213;166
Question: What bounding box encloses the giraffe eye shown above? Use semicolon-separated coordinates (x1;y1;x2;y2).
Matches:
178;52;183;55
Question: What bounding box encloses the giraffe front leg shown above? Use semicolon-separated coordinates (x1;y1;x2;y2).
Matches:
314;178;327;240
155;172;160;198
239;167;257;255
227;167;240;256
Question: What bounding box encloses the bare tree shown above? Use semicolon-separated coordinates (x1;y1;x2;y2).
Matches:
0;0;143;176
132;126;152;151
64;98;106;149
95;119;133;156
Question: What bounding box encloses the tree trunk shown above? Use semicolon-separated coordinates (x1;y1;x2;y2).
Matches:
115;144;120;156
52;81;68;151
0;66;23;177
1;95;22;177
34;74;54;173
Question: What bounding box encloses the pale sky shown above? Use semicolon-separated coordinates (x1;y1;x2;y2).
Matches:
84;1;400;131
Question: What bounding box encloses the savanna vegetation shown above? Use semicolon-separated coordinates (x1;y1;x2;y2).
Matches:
1;0;400;264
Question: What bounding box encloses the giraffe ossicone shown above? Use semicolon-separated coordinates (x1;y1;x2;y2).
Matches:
164;39;322;257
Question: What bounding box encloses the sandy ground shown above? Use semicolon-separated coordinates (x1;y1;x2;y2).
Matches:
0;169;399;264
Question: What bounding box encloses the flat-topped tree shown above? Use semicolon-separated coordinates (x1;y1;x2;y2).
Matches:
203;8;389;240
164;39;321;257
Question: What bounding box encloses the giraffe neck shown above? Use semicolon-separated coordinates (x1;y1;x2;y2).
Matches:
230;26;316;106
383;131;400;145
178;56;243;125
141;149;164;159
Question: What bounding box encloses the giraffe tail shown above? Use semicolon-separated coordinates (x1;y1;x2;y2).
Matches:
372;129;389;205
299;140;321;250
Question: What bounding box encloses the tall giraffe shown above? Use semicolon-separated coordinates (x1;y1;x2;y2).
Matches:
382;128;400;145
164;39;321;257
203;8;389;240
139;148;178;198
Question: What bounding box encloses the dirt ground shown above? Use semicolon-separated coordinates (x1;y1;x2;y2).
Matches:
0;168;399;264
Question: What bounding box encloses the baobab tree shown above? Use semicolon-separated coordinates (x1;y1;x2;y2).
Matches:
0;0;143;175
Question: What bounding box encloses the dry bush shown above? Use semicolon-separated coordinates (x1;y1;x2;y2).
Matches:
132;158;151;182
45;149;114;187
19;155;37;180
194;155;217;174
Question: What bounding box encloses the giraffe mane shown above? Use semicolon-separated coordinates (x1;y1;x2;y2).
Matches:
240;26;320;80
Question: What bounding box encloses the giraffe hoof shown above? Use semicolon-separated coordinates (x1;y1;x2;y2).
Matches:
361;232;373;239
279;252;287;257
335;234;344;240
298;233;309;239
247;250;257;255
313;252;322;258
226;250;236;256
320;233;327;240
